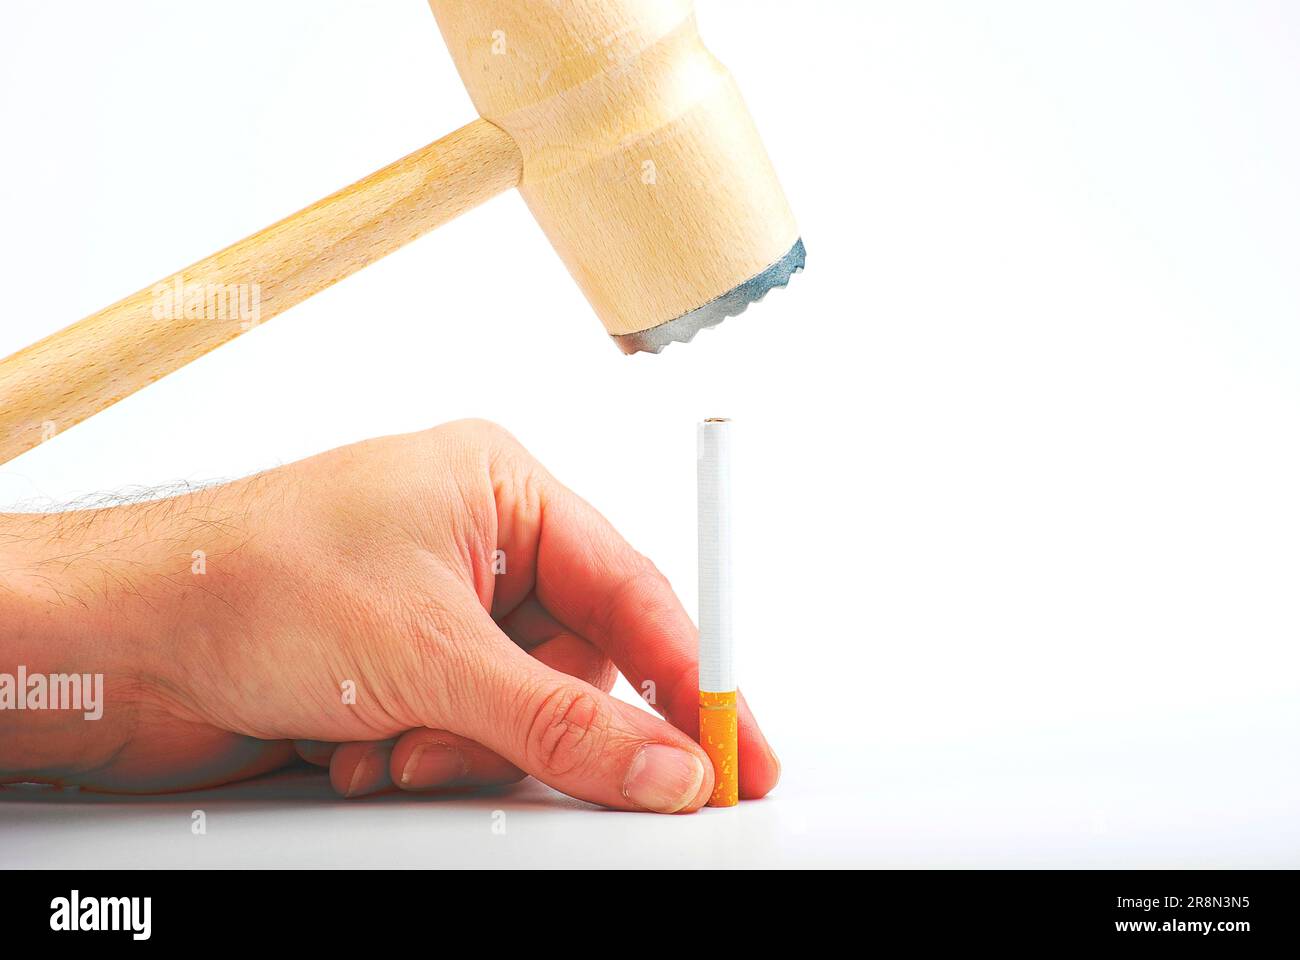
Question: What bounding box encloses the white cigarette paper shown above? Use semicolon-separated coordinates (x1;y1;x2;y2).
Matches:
697;418;734;693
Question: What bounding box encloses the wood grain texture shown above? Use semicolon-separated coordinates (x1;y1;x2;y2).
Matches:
428;0;799;338
0;118;521;465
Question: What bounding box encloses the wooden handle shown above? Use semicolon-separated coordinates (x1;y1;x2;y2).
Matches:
0;117;521;465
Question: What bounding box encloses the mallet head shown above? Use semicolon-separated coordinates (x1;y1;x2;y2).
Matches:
429;0;804;353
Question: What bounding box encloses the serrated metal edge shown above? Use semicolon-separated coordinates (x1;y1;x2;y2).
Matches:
612;237;806;355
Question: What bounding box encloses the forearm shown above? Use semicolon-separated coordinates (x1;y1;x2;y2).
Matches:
0;569;123;780
0;494;244;782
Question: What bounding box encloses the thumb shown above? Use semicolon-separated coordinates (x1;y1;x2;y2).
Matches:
449;615;714;814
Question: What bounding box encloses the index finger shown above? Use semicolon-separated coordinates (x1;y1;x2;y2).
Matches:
530;477;780;800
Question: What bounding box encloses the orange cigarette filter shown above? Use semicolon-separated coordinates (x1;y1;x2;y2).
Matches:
699;690;739;806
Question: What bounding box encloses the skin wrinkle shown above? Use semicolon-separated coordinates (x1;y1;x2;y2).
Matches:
0;421;779;809
376;594;448;733
454;445;500;612
398;574;483;727
487;465;544;617
527;686;607;779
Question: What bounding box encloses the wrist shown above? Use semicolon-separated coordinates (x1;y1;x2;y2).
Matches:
0;540;126;780
0;500;212;782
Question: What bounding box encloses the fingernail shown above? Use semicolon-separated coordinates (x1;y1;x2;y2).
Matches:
345;750;386;798
623;744;705;813
400;743;465;788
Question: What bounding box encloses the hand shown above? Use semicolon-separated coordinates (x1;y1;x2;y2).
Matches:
0;420;779;813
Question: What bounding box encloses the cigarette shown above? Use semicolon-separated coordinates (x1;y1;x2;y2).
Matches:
698;417;738;807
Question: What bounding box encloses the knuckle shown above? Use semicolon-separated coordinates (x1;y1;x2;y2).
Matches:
443;418;515;450
492;464;546;532
525;686;608;778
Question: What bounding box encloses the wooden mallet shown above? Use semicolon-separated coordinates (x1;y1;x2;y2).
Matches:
0;0;803;465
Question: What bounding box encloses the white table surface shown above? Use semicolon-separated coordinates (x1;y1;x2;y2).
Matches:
5;719;1296;869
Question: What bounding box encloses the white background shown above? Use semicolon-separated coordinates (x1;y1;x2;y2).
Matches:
2;0;1298;867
